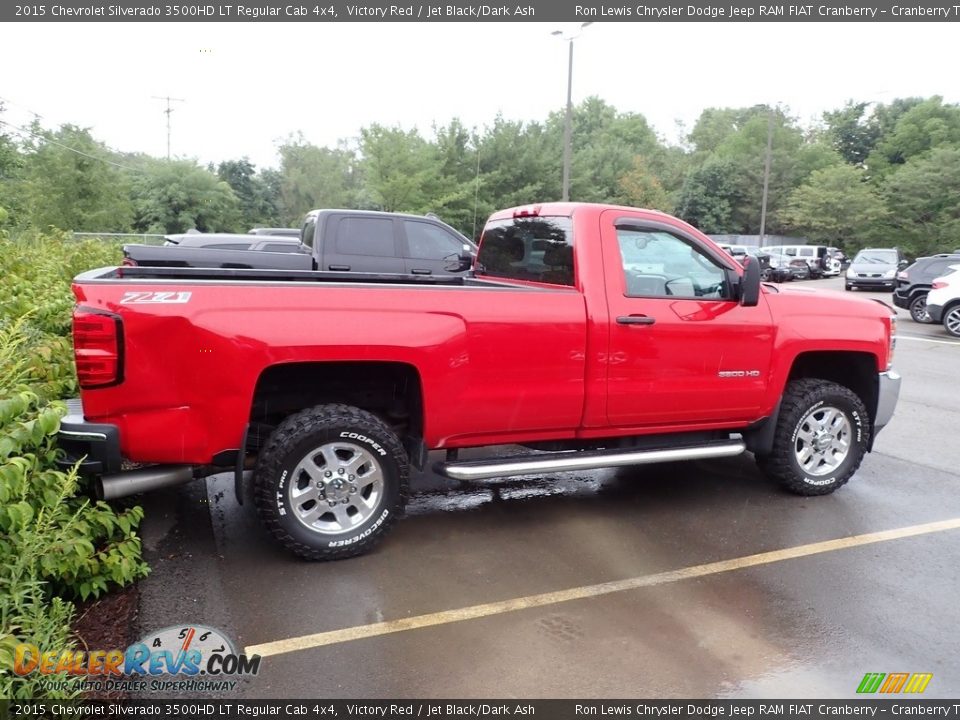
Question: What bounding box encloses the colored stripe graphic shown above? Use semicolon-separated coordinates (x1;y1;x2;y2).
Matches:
904;674;933;693
880;673;910;693
857;673;886;694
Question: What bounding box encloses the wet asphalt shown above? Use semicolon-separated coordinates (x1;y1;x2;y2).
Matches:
133;276;960;699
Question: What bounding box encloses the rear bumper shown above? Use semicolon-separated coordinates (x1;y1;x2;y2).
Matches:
891;290;911;310
874;370;902;436
927;303;944;323
56;398;122;475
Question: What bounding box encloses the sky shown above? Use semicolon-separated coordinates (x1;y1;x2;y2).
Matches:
1;22;958;171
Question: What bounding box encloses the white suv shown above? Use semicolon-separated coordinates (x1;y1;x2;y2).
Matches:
926;264;960;337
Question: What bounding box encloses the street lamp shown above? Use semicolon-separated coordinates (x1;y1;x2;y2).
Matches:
552;22;592;202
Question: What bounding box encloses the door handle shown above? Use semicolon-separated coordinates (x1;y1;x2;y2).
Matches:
616;315;656;326
328;264;351;271
410;268;432;275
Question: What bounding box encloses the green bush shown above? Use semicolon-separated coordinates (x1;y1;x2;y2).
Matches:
0;235;150;700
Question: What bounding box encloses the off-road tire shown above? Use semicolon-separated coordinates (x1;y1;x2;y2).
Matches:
254;404;409;560
909;294;933;324
758;379;870;496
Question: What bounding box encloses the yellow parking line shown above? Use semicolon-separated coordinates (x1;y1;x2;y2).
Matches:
246;517;960;658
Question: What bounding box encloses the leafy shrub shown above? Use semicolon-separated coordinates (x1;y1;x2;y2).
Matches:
0;235;149;699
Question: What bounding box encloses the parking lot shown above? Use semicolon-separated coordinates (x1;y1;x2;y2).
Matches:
134;276;960;699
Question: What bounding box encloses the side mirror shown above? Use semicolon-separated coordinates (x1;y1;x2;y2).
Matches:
898;259;909;269
444;244;475;273
740;256;762;307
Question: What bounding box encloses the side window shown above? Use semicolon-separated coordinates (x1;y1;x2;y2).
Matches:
403;221;462;259
785;247;797;256
616;228;729;300
799;248;814;258
301;216;317;249
335;217;396;257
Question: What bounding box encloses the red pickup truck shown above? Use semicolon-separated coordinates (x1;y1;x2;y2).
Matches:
59;203;901;559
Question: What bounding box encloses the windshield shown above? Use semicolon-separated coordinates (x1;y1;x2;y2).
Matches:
854;250;897;264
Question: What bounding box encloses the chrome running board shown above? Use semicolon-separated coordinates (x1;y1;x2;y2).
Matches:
435;440;746;481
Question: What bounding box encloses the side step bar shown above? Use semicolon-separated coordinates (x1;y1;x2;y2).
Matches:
434;441;746;482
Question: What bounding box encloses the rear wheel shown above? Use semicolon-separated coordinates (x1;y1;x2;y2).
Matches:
909;294;933;324
944;305;960;338
254;404;408;560
758;379;870;496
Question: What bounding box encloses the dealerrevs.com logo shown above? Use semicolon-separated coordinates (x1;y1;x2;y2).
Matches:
13;624;260;693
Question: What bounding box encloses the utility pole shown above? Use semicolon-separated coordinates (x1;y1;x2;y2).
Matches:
152;95;185;160
552;22;592;202
758;107;774;247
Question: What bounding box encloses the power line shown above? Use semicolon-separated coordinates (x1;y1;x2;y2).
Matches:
0;118;142;173
152;95;185;161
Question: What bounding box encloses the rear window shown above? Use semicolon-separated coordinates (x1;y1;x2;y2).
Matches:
476;216;574;286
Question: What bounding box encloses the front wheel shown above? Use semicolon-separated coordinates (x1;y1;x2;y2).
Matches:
254;404;409;560
758;379;870;496
944;305;960;338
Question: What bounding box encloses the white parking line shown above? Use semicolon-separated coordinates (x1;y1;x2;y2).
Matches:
245;517;960;658
898;334;960;346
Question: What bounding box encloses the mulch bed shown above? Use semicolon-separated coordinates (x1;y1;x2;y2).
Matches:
71;583;139;701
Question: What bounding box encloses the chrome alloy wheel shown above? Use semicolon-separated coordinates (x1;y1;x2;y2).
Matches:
946;307;960;337
288;441;384;534
794;405;852;480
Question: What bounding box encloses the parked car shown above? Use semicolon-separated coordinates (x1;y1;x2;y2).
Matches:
718;245;776;281
248;228;301;238
124;211;477;275
925;264;960;337
845;248;908;291
767;251;810;280
892;253;960;323
765;244;830;278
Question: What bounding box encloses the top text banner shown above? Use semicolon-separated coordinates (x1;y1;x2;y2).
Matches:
5;0;960;22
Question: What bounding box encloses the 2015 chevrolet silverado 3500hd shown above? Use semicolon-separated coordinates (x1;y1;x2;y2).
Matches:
58;203;902;560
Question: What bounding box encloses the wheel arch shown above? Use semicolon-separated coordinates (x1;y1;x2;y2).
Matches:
246;360;426;467
746;350;880;455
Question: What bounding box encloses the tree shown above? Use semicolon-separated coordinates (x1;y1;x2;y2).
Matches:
617;156;671;212
131;159;240;234
217;158;281;229
779;164;888;251
16;124;133;232
821;101;882;166
675;158;743;233
276;134;360;224
359;124;439;213
867;97;960;176
882;147;960;256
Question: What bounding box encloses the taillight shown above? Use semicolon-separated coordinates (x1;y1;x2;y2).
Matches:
122;257;138;267
932;281;948;289
73;308;123;389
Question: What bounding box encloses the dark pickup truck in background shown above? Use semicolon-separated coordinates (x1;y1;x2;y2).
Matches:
123;210;476;275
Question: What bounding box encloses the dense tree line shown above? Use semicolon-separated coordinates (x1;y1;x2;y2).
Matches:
1;96;958;255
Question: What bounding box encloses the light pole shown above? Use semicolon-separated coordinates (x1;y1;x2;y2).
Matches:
552;22;592;202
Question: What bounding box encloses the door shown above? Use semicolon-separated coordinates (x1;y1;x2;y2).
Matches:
322;215;402;273
600;211;775;427
400;219;468;275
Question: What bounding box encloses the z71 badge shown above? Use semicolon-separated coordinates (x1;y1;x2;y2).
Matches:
120;291;192;304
